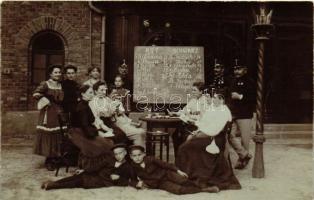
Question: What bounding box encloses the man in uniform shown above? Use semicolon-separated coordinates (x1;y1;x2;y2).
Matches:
208;62;230;105
228;64;255;169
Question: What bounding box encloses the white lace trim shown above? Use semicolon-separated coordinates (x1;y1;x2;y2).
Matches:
46;79;62;90
36;125;67;131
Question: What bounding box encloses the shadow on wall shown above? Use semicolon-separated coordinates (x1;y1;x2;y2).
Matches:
1;111;39;139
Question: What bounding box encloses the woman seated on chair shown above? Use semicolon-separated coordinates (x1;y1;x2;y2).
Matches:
88;81;130;145
175;94;241;191
169;81;210;154
69;85;115;172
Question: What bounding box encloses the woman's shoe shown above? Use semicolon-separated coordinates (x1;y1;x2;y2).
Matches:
202;186;220;193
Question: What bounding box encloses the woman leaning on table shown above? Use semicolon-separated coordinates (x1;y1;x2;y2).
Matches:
170;81;210;154
33;65;65;171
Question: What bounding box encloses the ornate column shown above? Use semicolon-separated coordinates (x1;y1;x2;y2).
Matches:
251;4;275;178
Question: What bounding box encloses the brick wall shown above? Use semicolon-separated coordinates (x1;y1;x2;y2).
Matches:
1;1;102;112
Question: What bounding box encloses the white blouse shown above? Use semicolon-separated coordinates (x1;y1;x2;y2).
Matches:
195;105;232;136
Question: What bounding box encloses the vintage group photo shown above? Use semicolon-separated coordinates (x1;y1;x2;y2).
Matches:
1;1;312;200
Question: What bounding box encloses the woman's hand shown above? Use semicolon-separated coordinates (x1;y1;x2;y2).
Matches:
99;111;108;117
177;170;188;178
99;123;111;132
186;134;194;141
195;131;209;138
110;174;120;180
75;169;84;175
136;180;148;189
106;128;113;132
231;92;243;100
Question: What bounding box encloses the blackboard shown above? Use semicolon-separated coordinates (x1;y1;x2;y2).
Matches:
133;46;204;104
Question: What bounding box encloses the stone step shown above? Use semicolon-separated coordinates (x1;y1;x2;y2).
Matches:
264;130;312;139
262;124;312;131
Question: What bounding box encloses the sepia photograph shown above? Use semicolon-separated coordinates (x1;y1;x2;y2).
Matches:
1;1;313;200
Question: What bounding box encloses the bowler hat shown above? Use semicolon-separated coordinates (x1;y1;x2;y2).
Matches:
111;143;127;151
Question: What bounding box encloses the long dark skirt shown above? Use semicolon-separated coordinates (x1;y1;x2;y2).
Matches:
101;117;131;144
176;131;241;190
34;103;64;157
34;129;63;157
68;128;115;172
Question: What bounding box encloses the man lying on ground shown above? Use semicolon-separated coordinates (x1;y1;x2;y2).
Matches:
129;145;220;195
41;144;136;190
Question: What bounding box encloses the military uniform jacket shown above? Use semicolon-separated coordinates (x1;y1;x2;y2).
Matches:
208;75;231;105
229;75;256;119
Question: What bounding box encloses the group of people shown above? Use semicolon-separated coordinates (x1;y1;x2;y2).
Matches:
41;144;224;194
33;65;145;171
33;60;255;194
208;62;255;169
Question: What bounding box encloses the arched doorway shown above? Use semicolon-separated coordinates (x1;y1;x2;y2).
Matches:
28;31;65;109
30;31;65;85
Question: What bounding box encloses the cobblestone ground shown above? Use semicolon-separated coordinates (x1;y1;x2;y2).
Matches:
1;139;312;200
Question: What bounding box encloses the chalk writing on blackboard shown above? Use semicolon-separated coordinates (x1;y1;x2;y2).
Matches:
133;46;204;103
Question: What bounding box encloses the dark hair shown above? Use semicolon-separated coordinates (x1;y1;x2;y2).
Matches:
48;64;62;75
128;145;145;153
192;81;205;92
64;65;77;73
87;66;101;75
114;74;125;83
93;81;107;91
79;84;91;95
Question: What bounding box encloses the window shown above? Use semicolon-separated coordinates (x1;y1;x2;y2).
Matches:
30;31;65;84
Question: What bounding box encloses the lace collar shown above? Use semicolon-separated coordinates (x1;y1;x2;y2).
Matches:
46;79;62;90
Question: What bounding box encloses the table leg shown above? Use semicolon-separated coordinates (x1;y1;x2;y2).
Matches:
166;135;169;162
146;123;153;156
160;136;163;160
172;128;181;158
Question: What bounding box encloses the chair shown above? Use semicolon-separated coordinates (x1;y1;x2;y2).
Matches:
55;112;72;176
146;131;170;162
223;121;234;170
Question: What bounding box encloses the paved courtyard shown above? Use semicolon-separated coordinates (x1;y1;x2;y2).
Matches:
0;138;312;200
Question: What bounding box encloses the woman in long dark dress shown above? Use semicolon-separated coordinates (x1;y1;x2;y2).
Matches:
69;85;115;172
176;95;241;191
33;65;64;171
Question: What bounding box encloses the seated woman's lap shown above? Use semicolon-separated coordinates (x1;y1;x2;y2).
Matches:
176;133;241;190
69;128;113;157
